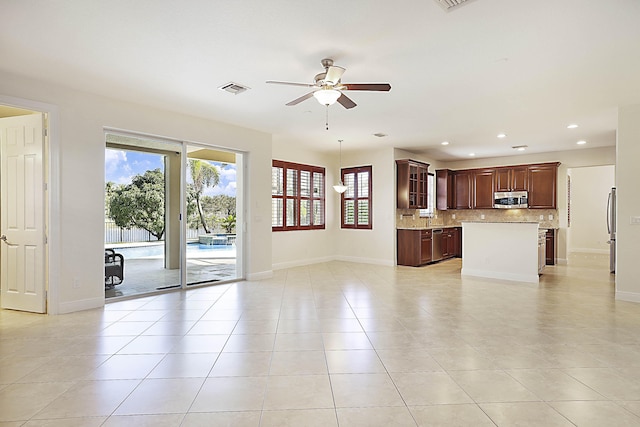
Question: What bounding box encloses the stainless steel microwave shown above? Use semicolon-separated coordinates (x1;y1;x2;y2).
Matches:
494;191;528;209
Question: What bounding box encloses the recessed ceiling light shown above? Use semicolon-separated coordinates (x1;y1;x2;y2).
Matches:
497;133;507;139
441;141;449;145
567;124;579;129
469;153;476;157
577;140;587;145
512;145;528;151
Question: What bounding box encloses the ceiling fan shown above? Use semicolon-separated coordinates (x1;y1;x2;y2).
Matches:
266;58;391;109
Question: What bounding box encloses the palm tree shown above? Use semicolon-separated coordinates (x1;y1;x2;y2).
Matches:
189;159;219;233
216;214;236;233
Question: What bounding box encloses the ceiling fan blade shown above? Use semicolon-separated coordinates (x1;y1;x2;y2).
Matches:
342;83;391;92
324;66;345;85
266;80;315;88
337;93;357;109
285;91;316;106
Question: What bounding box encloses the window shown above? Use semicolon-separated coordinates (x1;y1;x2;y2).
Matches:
272;160;325;231
341;165;372;229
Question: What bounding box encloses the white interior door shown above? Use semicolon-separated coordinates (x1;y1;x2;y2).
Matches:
1;113;46;313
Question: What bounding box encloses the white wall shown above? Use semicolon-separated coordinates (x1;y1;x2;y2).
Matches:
616;105;640;303
0;70;273;314
567;165;615;254
336;146;397;266
271;141;337;269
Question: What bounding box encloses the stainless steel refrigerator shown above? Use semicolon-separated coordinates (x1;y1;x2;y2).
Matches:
607;187;616;273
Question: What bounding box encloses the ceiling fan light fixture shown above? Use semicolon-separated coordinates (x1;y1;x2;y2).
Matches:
313;89;341;106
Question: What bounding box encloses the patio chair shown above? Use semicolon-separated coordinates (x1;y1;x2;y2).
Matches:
105;248;124;289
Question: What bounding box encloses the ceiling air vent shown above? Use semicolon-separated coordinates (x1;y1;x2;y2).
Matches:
218;82;250;95
434;0;474;12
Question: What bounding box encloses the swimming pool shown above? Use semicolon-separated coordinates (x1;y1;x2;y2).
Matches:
109;242;235;259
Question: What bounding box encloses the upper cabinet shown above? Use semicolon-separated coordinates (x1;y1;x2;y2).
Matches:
528;163;559;209
495;166;528;192
473;169;495;209
436;162;559;210
453;170;473;209
436;169;455;210
396;159;430;209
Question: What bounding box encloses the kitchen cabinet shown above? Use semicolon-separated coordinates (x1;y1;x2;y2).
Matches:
545;229;556;265
397;160;430;209
397;229;432;266
495;166;528;192
436;169;455;210
442;230;451;258
528;163;559;209
473;169;495;209
397;227;460;266
452;227;462;257
453;171;473;210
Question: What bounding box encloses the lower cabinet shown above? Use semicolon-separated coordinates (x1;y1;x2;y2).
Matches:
397;229;431;267
397;227;461;267
545;229;556;265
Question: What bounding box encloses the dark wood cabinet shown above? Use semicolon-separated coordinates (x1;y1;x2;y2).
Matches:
437;163;558;210
454;171;473;210
545;229;556;265
528;163;559;209
420;230;433;264
452;227;462;257
397;229;432;266
397;227;461;266
436;169;455;210
495;166;528;192
397;160;430;209
473;169;495;209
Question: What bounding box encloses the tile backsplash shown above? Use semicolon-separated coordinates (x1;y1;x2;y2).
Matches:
396;208;559;229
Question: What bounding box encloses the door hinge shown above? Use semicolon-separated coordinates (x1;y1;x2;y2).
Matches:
44;235;48;244
44;183;48;191
44;128;48;137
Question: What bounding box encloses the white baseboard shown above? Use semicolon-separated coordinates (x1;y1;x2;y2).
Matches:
334;255;395;266
615;290;640;304
461;268;539;284
272;256;335;271
247;270;273;281
556;258;568;265
57;297;104;314
569;248;609;255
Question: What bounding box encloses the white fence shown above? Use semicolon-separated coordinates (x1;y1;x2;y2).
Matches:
105;221;201;244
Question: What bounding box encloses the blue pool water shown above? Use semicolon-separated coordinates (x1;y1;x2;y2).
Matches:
110;243;234;259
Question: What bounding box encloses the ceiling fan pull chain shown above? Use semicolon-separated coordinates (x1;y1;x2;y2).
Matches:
326;105;329;131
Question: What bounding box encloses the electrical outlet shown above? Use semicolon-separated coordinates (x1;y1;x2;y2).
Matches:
73;278;80;289
451;214;456;219
539;215;544;220
548;214;553;220
631;216;640;225
480;214;485;220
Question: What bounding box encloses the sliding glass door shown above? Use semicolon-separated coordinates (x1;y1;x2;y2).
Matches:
104;134;242;299
184;144;239;286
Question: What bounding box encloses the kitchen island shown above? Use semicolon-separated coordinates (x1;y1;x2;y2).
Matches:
461;221;540;283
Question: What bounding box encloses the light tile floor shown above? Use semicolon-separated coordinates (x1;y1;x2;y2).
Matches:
2;254;640;426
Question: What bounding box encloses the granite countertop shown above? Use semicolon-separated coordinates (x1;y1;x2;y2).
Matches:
396;226;460;230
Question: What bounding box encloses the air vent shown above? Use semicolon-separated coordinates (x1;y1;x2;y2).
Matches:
434;0;473;11
218;82;250;95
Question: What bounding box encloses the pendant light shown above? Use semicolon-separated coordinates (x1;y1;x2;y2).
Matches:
333;139;348;194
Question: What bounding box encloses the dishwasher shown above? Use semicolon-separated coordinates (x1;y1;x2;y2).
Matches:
432;229;443;261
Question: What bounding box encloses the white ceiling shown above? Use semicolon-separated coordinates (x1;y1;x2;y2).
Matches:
2;0;639;160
